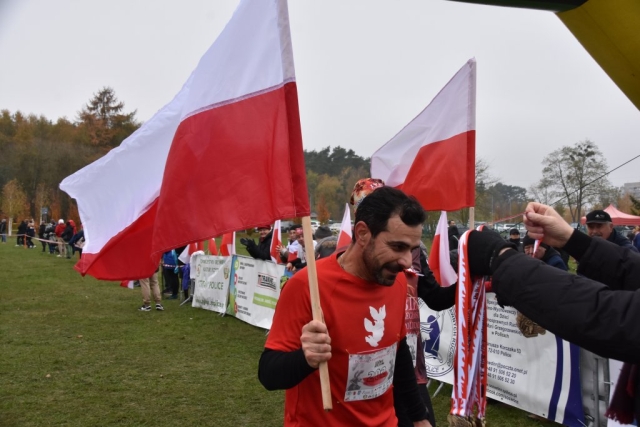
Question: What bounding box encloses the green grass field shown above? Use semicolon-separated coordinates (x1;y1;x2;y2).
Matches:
0;241;543;426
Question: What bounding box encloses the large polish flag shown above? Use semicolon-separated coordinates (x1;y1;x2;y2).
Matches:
336;203;352;250
370;59;476;211
428;211;458;287
60;0;309;281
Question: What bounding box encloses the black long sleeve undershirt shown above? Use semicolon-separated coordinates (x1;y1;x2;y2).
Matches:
258;339;428;422
418;249;457;311
258;348;316;390
394;338;430;422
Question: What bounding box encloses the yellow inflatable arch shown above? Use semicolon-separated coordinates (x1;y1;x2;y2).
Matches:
449;0;640;111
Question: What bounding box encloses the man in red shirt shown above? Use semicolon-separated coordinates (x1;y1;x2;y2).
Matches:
54;219;66;258
259;187;431;427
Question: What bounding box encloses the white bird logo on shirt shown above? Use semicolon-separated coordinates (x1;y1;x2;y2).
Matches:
364;305;386;347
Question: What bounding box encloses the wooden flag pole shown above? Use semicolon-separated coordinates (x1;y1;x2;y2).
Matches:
469;207;475;230
301;216;332;411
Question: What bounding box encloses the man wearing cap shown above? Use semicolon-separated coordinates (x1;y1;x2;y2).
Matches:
258;186;431;426
585;209;638;252
507;228;522;252
240;225;273;260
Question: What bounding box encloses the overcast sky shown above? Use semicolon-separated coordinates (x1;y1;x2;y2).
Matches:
1;0;639;190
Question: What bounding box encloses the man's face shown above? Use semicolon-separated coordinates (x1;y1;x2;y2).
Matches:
361;215;422;286
524;244;546;260
257;228;270;240
449;221;456;227
288;229;297;242
587;222;613;240
509;233;520;241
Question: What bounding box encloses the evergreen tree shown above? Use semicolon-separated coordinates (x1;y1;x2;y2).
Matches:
77;87;139;147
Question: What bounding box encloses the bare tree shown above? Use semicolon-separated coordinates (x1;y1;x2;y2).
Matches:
540;140;611;223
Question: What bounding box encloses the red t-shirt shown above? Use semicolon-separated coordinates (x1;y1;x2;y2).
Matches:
265;252;408;427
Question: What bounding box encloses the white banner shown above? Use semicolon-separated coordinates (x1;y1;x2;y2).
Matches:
192;255;285;330
250;259;284;329
421;294;585;427
191;255;232;314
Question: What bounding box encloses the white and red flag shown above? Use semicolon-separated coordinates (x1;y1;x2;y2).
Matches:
178;241;206;264
336;203;352;250
220;232;236;257
370;59;476;211
208;238;218;256
428;211;457;287
60;0;309;280
120;280;135;289
270;220;283;264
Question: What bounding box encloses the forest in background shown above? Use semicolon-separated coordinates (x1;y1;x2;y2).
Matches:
2;87;638;232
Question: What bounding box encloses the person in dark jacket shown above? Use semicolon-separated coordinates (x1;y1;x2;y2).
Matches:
17;220;27;246
585;209;638;252
25;220;36;248
0;218;7;243
240;225;273;261
38;221;47;252
61;220;77;259
44;220;56;254
466;202;640;424
447;220;459;250
68;227;85;258
507;228;523;252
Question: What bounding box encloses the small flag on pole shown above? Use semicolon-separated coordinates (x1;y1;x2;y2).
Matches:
336;203;352;250
270;220;283;263
428;211;458;287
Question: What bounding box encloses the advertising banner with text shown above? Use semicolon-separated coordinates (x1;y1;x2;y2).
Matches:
191;255;233;314
192;255;285;330
420;294;584;427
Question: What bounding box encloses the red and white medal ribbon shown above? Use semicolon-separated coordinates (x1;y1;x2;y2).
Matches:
451;230;488;422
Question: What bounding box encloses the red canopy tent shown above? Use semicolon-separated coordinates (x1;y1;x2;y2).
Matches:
580;204;640;226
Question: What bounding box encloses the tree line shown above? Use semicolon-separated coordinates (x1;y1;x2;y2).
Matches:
1;87;635;230
0;87;139;224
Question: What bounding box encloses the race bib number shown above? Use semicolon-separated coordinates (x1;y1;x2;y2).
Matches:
344;343;397;402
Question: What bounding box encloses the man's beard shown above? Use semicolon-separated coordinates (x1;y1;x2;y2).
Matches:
362;241;403;286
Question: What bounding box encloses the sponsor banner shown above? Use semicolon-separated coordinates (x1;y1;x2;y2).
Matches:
421;294;584;427
227;256;256;324
191;255;232;314
251;260;284;330
192;255;285;330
